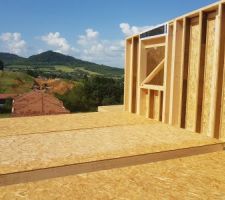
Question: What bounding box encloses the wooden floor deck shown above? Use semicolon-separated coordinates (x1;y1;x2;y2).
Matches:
0;123;223;175
0;111;151;137
0;108;224;198
1;152;225;199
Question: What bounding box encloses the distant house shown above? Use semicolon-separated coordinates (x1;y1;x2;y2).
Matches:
0;94;17;103
12;91;69;117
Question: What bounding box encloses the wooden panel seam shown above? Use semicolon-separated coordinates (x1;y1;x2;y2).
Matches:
1;143;223;187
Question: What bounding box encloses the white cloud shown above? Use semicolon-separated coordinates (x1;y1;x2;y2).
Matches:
76;23;154;66
86;29;99;39
41;32;72;54
0;32;27;54
120;23;153;37
76;28;124;67
77;29;99;46
37;29;124;67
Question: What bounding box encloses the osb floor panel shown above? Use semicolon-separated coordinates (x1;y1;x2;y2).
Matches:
0;111;152;137
0;123;222;175
1;152;225;200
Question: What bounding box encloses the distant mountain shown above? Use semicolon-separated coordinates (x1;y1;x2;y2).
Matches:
0;51;123;76
28;51;79;66
0;52;28;65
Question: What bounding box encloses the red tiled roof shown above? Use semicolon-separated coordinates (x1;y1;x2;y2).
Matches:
12;91;69;117
0;94;17;100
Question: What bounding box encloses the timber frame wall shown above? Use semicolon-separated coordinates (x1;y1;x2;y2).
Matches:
124;0;225;140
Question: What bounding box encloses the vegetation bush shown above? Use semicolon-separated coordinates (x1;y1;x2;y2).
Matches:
56;76;124;112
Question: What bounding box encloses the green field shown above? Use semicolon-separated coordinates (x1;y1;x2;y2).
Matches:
54;65;75;73
5;64;120;81
47;64;103;75
77;67;101;75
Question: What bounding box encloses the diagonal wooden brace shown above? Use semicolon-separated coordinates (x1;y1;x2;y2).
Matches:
141;58;165;85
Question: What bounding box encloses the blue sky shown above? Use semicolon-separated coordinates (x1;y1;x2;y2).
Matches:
0;0;217;67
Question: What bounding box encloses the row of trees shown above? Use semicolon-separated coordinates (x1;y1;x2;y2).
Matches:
26;68;88;80
55;76;124;112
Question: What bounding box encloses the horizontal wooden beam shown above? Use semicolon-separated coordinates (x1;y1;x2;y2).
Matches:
141;34;166;41
145;43;165;49
140;84;164;91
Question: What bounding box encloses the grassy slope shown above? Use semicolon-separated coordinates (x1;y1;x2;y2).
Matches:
54;65;101;75
54;65;75;73
0;71;34;94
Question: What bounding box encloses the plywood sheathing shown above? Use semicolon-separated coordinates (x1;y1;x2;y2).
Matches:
181;18;191;128
0;122;222;175
2;143;223;186
185;16;201;132
141;59;164;86
0;111;152;137
1;152;225;199
137;41;147;116
146;47;164;85
201;12;217;137
218;4;225;139
169;20;185;127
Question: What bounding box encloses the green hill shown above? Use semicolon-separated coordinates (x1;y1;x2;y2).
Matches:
0;71;34;94
0;51;124;78
0;53;28;66
28;51;78;66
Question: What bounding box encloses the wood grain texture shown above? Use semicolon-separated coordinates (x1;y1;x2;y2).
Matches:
0;111;152;138
146;47;165;85
141;59;164;85
1;152;225;199
169;20;184;126
201;14;216;136
130;37;139;113
0;121;222;175
216;4;225;140
124;39;132;111
137;41;147;115
162;24;173;123
185;17;201;131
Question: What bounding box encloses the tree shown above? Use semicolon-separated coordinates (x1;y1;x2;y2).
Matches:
0;60;4;71
55;76;124;113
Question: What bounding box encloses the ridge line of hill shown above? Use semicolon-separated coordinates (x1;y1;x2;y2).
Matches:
0;51;124;77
